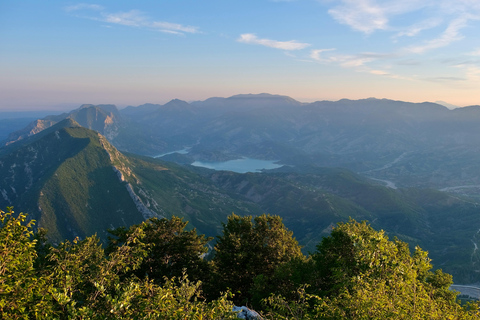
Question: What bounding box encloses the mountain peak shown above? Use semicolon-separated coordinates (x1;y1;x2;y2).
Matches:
164;99;190;107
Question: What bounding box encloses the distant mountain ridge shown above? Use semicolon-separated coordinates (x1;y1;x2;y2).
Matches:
6;93;480;194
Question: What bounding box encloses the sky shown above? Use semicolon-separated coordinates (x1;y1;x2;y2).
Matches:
1;0;480;111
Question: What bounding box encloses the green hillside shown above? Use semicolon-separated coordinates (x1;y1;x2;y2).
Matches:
0;122;264;243
0;120;144;243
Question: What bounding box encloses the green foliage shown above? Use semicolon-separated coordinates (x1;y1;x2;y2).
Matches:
0;209;237;319
107;216;212;283
0;207;42;318
212;213;303;305
263;219;480;319
2;209;479;319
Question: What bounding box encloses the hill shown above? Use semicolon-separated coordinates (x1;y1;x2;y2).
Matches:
0;122;263;243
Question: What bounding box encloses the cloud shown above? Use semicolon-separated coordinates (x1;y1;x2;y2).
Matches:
151;22;198;34
64;3;104;12
103;10;146;27
370;69;390;75
326;0;431;34
310;49;371;67
394;18;442;38
328;0;389;34
237;34;311;50
65;4;199;35
406;18;467;54
310;48;336;61
310;49;395;68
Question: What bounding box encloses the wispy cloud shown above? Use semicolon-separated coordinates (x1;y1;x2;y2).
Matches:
324;0;480;59
326;0;432;34
64;3;104;12
103;10;146;27
237;34;311;50
394;18;442;38
406;18;467;54
65;4;199;35
328;0;389;34
310;49;395;68
310;48;336;61
310;48;412;80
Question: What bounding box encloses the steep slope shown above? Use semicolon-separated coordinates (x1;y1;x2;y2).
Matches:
0;119;146;243
0;121;264;243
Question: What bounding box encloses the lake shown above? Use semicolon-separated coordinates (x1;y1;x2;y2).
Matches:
154;148;190;158
191;157;283;173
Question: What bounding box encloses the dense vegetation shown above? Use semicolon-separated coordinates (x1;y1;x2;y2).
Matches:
1;207;479;319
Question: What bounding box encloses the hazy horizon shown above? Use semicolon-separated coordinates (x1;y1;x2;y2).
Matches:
2;1;480;110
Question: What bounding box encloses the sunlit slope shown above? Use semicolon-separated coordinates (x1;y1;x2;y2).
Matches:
0;119;144;243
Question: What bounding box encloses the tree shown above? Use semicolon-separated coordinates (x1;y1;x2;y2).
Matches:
0;207;47;318
300;219;479;319
212;213;303;305
107;216;212;283
0;208;238;319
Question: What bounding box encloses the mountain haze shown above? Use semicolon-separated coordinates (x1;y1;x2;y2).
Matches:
5;94;480;282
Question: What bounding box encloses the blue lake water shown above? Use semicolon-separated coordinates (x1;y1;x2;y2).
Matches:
154;148;190;158
191;158;283;173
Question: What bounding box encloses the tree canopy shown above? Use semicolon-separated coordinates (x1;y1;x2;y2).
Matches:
1;209;479;319
107;216;212;283
212;214;303;305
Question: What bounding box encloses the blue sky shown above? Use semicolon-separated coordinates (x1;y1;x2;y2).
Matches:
2;0;480;110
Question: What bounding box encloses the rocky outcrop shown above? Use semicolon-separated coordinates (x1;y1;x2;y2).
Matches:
232;306;263;319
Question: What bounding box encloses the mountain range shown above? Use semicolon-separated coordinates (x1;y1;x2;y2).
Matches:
3;94;480;283
8;93;480;194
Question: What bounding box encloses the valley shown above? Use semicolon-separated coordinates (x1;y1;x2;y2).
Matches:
2;94;480;284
